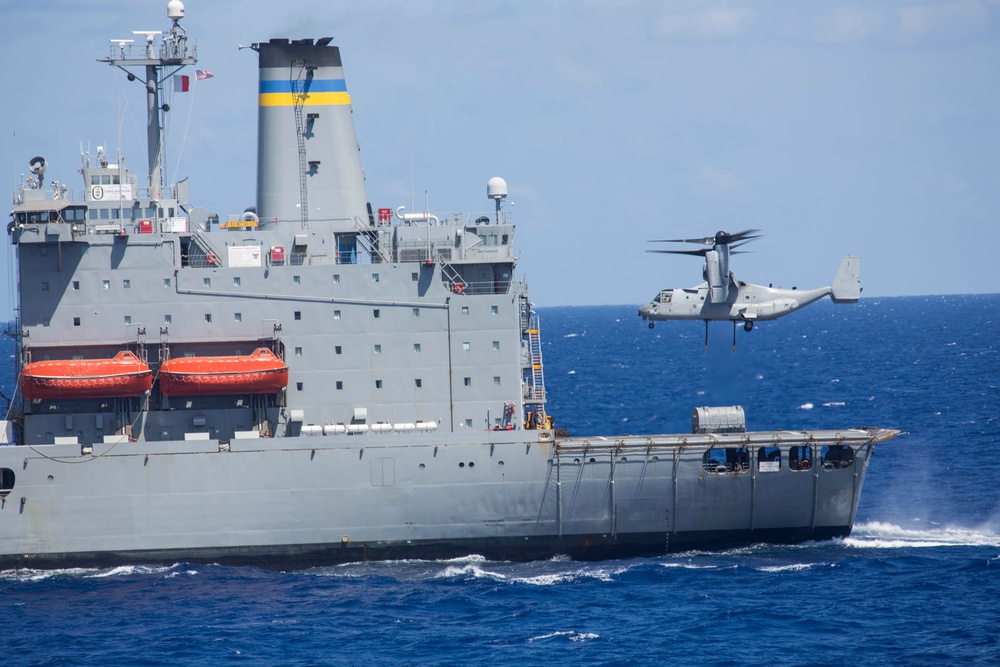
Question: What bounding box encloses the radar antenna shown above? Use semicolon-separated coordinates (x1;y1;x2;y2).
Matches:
99;2;197;198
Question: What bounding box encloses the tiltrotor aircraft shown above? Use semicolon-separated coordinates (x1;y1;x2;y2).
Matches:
638;229;860;347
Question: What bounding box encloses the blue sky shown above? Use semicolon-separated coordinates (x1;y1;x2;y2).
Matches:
2;1;998;317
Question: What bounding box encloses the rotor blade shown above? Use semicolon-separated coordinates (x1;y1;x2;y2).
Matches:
718;229;762;244
646;248;710;257
649;237;715;245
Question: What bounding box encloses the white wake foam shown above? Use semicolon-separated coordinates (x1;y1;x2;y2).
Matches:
527;630;600;643
845;521;1000;548
757;562;824;573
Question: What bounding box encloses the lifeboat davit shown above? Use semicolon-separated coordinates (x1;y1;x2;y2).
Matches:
21;351;153;400
158;348;288;396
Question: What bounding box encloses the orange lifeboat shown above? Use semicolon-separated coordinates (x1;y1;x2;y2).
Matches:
158;348;288;396
21;351;153;400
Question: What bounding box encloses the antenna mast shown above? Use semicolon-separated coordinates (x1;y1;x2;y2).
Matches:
100;1;196;198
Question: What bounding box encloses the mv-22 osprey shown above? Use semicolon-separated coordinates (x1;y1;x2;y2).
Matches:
637;230;860;348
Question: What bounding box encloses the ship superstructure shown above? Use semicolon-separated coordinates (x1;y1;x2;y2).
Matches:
0;3;897;569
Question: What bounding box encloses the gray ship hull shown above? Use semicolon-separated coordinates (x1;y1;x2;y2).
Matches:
2;7;900;569
0;427;895;569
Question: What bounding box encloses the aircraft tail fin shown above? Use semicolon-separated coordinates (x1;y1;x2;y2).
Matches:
831;256;861;303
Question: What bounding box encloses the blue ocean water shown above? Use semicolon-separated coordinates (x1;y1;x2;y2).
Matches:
2;295;999;666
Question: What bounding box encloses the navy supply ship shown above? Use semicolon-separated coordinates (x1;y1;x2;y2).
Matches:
0;3;898;569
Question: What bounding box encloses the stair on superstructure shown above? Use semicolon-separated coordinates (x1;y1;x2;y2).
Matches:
520;294;546;409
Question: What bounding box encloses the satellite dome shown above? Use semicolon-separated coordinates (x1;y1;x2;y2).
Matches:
167;0;185;20
487;176;507;201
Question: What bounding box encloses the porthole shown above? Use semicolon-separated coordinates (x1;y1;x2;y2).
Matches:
0;468;14;498
789;445;813;471
469;462;475;468
703;447;750;474
821;445;855;470
419;463;426;469
757;446;781;472
589;458;596;464
459;462;465;468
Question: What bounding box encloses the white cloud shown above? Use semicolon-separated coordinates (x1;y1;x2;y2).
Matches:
814;6;885;42
654;7;754;42
894;1;999;46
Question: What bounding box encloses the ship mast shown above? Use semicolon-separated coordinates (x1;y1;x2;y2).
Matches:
99;1;196;198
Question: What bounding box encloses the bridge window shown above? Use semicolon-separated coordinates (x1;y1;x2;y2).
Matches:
0;468;15;498
73;317;81;327
821;445;855;470
789;446;813;471
333;274;340;284
703;447;749;473
757;446;781;472
413;343;421;353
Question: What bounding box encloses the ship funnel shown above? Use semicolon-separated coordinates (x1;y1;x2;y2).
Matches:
255;38;369;231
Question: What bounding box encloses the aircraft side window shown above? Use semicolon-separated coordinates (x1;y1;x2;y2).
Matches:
757;446;781;472
821;445;855;470
702;447;749;474
789;445;812;471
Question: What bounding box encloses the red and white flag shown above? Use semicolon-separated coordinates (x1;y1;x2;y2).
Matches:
173;74;190;92
196;70;214;80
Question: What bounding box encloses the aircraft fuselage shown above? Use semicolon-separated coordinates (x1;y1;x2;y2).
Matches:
638;281;833;323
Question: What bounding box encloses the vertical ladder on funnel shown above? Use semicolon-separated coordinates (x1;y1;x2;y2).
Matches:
291;61;310;228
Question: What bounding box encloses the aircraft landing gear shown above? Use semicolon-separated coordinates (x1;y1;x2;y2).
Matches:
744;320;754;332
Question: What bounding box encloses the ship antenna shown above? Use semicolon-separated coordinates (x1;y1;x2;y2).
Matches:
99;1;196;199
